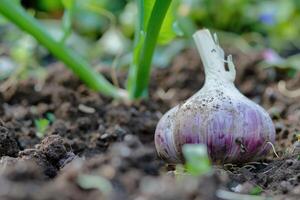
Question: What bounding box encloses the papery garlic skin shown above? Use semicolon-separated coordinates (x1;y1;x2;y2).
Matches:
155;29;275;164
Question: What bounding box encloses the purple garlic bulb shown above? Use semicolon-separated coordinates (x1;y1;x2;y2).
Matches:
155;29;275;164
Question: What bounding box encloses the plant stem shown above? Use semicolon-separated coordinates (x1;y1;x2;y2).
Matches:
128;0;172;99
0;0;125;99
193;29;236;83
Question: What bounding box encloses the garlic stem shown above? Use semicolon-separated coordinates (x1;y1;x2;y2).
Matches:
193;29;236;83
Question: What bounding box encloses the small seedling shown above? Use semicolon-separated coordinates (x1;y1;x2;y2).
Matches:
34;118;50;138
34;113;56;138
77;174;112;196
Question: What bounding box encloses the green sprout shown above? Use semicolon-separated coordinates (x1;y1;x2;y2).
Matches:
34;118;50;138
34;112;55;138
0;0;176;100
182;144;212;176
127;0;175;98
77;174;112;196
249;186;263;195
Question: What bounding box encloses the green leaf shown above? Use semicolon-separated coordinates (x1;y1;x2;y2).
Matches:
61;0;74;9
143;0;155;31
37;0;63;12
144;0;177;44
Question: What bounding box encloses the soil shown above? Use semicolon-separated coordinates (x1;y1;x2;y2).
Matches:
0;48;299;200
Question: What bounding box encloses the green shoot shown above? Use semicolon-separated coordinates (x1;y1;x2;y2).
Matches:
0;0;126;99
34;118;50;138
77;174;112;196
182;144;212;176
34;113;55;138
127;0;173;99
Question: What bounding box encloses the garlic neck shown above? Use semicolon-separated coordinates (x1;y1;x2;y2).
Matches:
193;29;236;86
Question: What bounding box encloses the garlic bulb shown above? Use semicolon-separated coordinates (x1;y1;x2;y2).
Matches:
155;29;275;164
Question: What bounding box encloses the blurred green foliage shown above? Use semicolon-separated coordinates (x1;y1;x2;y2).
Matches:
18;0;300;53
0;0;300;84
185;0;300;51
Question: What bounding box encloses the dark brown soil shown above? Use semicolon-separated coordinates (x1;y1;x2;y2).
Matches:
0;49;299;200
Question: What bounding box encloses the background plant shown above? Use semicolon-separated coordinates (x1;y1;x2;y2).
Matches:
0;0;299;99
0;0;179;100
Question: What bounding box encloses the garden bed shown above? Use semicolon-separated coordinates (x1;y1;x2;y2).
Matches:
0;48;299;200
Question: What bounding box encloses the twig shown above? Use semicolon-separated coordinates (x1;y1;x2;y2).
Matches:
266;141;279;158
278;80;300;98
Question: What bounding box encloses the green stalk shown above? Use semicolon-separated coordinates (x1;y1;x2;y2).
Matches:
126;0;144;97
60;0;75;43
134;0;144;44
0;0;125;99
128;0;172;99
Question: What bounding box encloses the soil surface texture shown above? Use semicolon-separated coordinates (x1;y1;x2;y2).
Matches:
0;49;299;200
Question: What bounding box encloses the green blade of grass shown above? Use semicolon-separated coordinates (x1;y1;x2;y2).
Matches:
0;0;125;99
